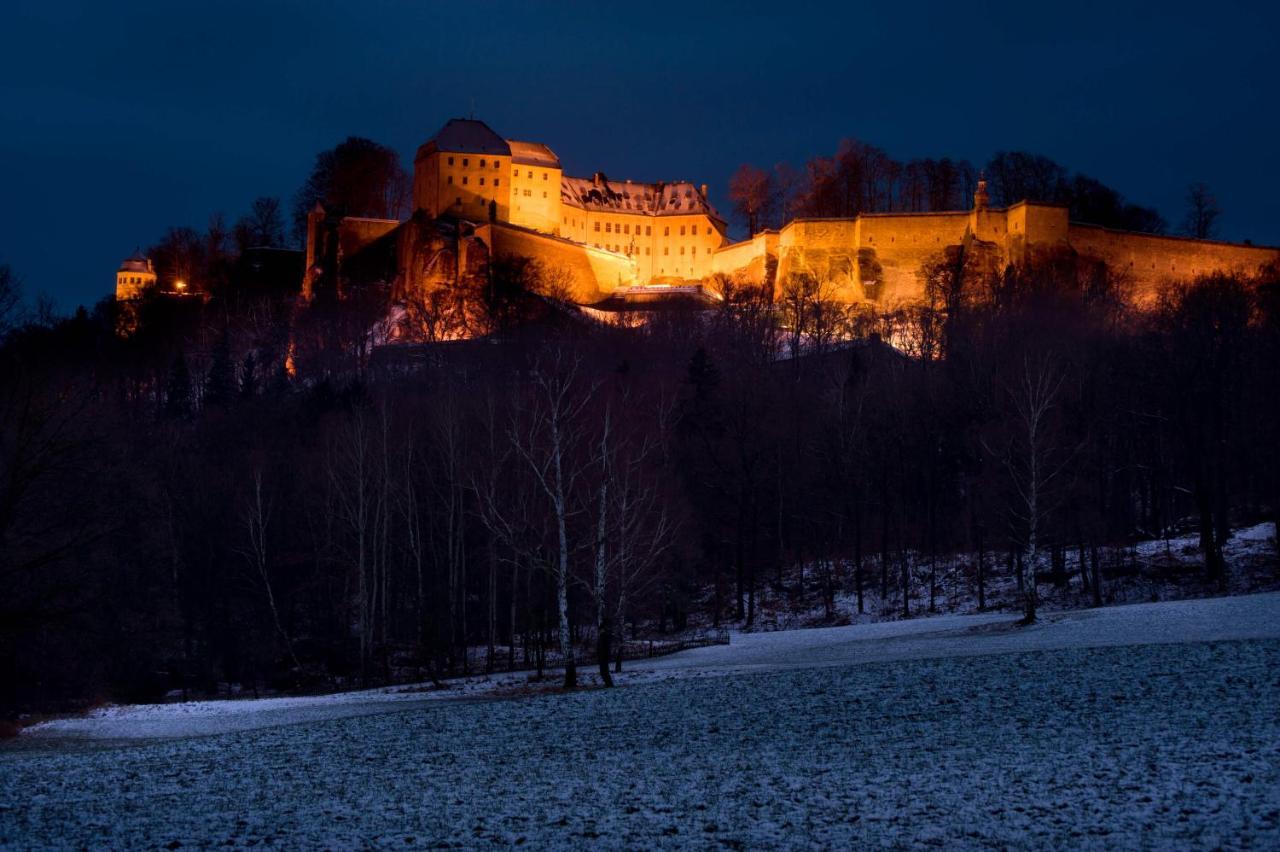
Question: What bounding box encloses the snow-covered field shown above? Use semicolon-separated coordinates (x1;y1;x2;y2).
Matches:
4;594;1279;848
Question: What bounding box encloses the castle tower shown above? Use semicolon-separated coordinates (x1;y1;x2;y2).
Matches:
412;118;513;222
115;250;156;301
302;202;325;301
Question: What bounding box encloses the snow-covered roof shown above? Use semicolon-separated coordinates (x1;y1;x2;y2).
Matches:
561;173;724;223
416;118;511;160
508;139;560;168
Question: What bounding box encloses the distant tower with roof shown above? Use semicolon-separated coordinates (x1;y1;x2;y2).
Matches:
115;250;156;301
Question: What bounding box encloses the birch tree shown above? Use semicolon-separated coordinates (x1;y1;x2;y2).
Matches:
509;348;597;689
996;354;1068;623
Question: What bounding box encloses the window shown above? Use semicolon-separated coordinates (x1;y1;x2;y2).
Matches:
664;247;669;256
692;246;697;255
455;197;462;205
479;177;485;185
462;176;468;185
448;156;454;166
594;222;601;232
542;191;547;198
463;158;469;167
479;159;486;168
706;227;711;235
494;179;500;186
606;222;612;233
680;246;685;255
680;226;686;236
447;175;453;185
645;247;650;255
527;170;533;178
623;224;630;234
646;226;651;236
664;226;670;236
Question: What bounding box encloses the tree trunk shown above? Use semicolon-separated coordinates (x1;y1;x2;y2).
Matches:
975;523;986;612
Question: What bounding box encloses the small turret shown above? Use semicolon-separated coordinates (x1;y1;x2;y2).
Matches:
974;172;990;211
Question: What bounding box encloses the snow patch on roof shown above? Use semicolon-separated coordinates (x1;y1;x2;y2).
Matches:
507;139;560;168
561;174;723;222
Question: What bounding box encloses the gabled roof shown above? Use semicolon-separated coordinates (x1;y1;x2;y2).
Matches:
508;139;560;168
416;118;511;160
561;174;724;223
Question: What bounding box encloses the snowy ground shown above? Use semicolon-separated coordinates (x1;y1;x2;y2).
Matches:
3;594;1279;848
742;521;1278;634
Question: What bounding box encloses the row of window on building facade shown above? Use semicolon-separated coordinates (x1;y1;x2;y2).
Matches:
446;174;549;199
591;244;705;258
444;156;550;182
576;221;713;237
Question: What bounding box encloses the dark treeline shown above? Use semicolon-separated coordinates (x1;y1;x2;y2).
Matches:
728;141;1168;236
2;244;1278;714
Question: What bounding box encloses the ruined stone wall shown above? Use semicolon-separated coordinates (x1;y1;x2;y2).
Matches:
337;217;401;261
1067;225;1280;304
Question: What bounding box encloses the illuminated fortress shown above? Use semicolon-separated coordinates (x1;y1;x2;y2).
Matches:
306;118;1280;309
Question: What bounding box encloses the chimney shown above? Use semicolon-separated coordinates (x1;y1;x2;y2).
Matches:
700;184;708;197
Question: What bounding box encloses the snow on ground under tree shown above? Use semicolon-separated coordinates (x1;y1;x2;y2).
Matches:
2;594;1279;848
18;590;1280;741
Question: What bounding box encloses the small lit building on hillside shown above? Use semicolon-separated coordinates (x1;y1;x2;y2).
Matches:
115;251;157;301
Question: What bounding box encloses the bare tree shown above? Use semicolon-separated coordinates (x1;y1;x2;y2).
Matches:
325;405;393;683
728;164;776;236
0;264;25;338
992;354;1068;623
238;467;300;670
509;347;598;689
1181;182;1221;240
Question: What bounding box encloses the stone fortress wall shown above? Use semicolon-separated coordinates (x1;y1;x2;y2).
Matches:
1066;225;1280;303
715;193;1280;307
479;221;638;303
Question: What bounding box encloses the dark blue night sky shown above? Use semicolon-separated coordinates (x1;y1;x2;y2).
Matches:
3;0;1277;310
